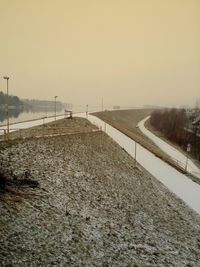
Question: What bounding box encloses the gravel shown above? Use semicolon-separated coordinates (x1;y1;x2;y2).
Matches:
0;120;200;266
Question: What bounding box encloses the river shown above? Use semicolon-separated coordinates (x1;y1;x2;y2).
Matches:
0;109;65;127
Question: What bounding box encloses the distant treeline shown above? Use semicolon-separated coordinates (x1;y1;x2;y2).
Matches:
150;109;200;161
23;99;63;111
0;91;67;112
0;91;73;122
0;91;23;108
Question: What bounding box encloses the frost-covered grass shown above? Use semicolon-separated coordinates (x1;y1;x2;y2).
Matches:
0;130;200;266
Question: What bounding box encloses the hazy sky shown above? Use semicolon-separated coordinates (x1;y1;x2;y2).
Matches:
0;0;199;109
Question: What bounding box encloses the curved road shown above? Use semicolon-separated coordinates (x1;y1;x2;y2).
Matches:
1;113;200;214
86;114;200;215
138;116;200;179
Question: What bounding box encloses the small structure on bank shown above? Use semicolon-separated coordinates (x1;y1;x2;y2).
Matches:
64;109;72;119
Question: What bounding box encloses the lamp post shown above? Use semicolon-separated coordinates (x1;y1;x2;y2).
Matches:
134;125;139;167
3;76;9;140
54;96;58;121
86;104;88;118
185;143;191;173
134;141;137;167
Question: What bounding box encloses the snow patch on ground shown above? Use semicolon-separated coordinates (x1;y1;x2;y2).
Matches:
138;116;200;179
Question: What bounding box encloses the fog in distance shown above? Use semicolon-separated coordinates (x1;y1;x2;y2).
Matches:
0;0;199;109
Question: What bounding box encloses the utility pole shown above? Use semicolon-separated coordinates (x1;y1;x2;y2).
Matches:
134;141;137;167
135;125;139;167
185;155;188;173
101;97;103;112
86;104;88;119
185;143;191;173
54;96;58;121
3;76;9;140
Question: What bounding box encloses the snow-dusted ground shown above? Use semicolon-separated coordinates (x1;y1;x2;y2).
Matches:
1;122;200;266
0;115;66;134
85;114;200;215
1;113;200;215
138;116;200;179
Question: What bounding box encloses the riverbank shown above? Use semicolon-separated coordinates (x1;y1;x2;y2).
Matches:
143;118;200;185
0;116;97;141
145;118;200;170
0;117;200;266
93;110;191;175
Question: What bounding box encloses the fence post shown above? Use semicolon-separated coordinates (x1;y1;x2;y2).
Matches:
135;141;137;167
4;129;6;141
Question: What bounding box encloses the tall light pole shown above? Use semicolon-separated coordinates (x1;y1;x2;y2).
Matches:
54;96;58;121
185;143;191;173
3;76;9;140
135;125;139;167
86;104;88;118
134;141;137;167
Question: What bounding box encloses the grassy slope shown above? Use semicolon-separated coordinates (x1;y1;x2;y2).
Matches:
93;109;187;174
0;129;200;266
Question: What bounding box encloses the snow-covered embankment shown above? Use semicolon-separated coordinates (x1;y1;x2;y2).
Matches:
86;114;200;215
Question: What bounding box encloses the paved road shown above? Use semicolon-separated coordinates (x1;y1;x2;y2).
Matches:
138;116;200;179
87;114;200;215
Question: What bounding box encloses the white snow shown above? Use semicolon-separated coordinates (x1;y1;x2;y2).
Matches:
1;112;200;214
84;114;200;215
0;115;66;134
138;116;200;179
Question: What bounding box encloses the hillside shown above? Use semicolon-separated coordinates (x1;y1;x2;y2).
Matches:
0;117;200;266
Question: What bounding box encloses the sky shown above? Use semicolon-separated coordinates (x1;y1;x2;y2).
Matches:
0;0;199;110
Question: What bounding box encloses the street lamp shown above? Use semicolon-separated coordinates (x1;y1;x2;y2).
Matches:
134;141;137;167
185;143;191;173
134;125;139;167
86;104;88;118
3;76;9;140
54;96;58;121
